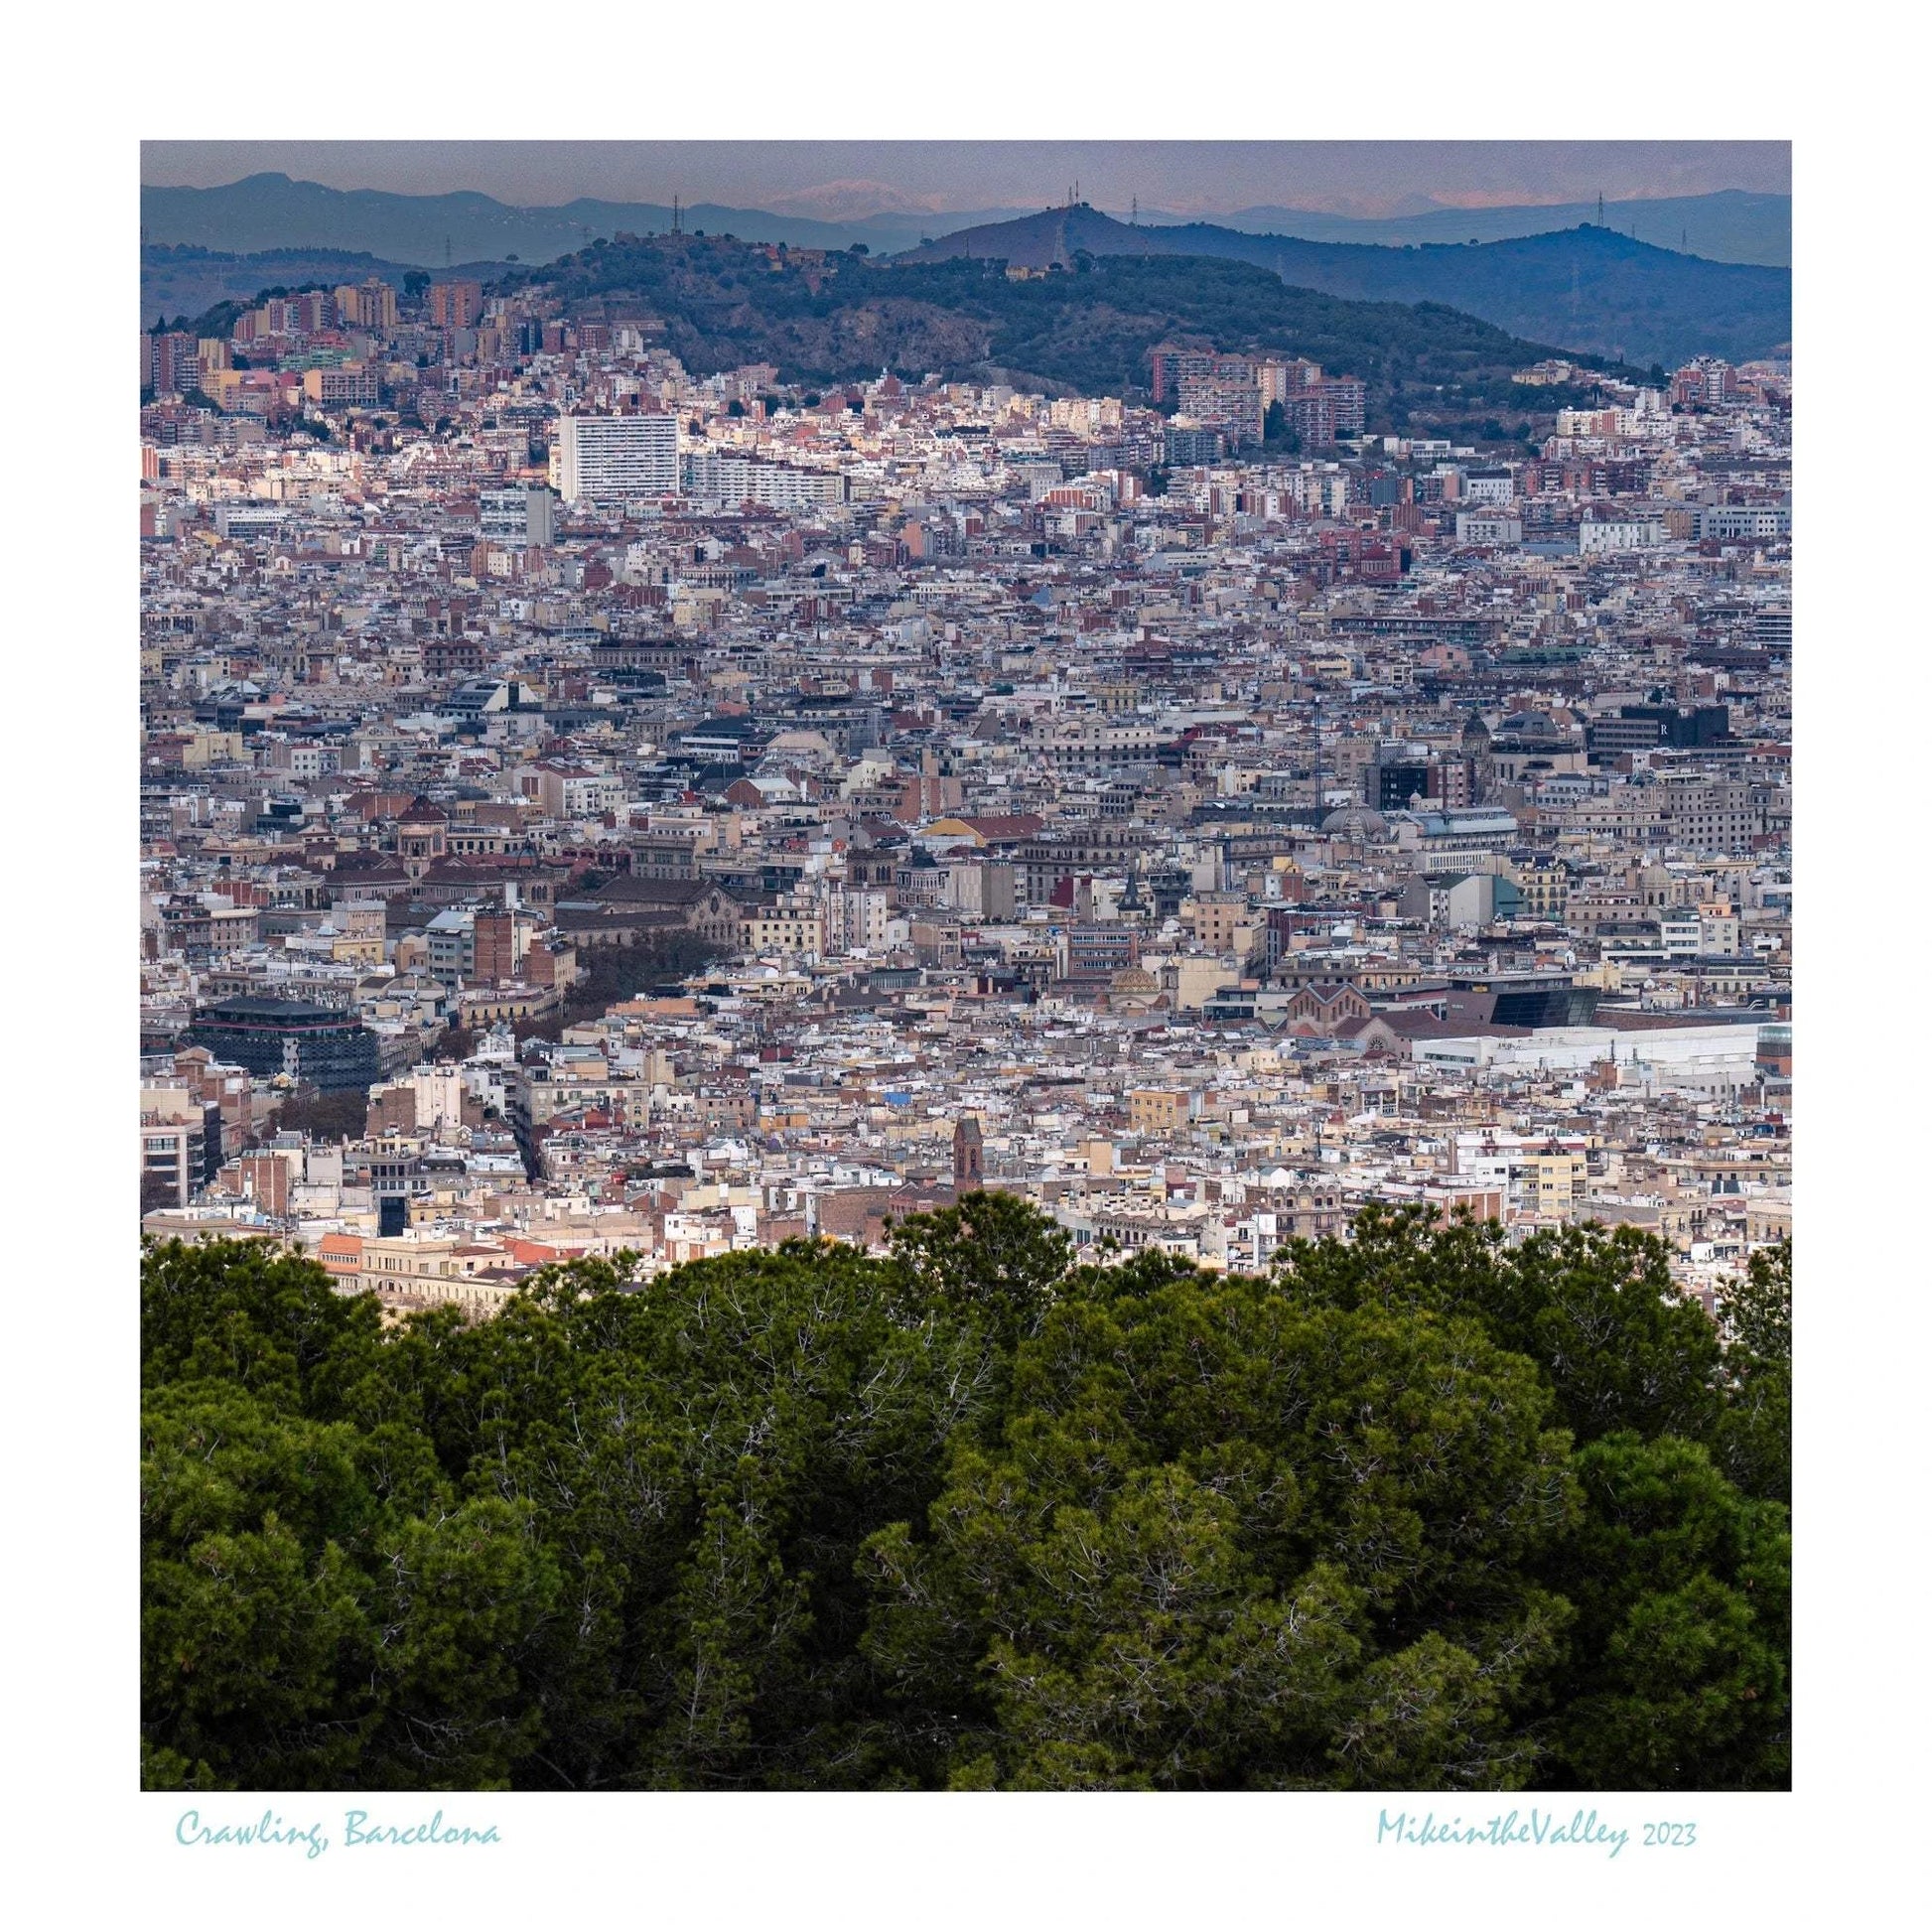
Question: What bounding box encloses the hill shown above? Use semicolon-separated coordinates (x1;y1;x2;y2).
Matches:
897;206;1790;367
1198;189;1790;267
500;232;1641;438
141;243;516;332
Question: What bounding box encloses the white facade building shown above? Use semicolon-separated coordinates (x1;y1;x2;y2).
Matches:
552;415;678;504
1411;1024;1763;1098
1579;517;1668;555
1455;512;1524;545
681;452;847;509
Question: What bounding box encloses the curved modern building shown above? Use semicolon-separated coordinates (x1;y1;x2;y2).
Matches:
184;999;378;1094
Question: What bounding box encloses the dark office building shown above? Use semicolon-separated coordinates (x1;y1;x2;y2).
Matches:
1619;704;1731;749
1444;973;1600;1030
184;999;379;1093
1587;714;1665;758
1374;760;1434;812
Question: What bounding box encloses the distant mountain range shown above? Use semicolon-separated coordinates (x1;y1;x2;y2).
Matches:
1154;190;1789;267
141;176;1789;371
142;172;1790;272
139;174;999;273
895;207;1789;367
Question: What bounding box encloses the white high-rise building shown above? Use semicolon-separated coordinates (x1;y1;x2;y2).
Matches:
551;414;678;504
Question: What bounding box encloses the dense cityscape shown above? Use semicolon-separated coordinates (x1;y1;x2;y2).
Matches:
127;130;1805;1807
139;262;1791;1310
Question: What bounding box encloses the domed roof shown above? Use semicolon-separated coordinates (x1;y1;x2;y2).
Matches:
1321;804;1389;838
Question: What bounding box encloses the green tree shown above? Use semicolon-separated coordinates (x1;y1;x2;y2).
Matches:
141;1378;560;1789
1543;1433;1790;1789
141;1237;385;1419
1276;1206;1724;1448
1710;1240;1792;1503
1262;399;1303;454
139;1209;1789;1793
860;1274;1580;1789
888;1189;1072;1345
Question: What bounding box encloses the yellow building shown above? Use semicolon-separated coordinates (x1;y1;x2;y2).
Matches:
328;931;386;966
1518;1147;1588;1218
1511;861;1572;921
1180;893;1260;957
741;909;828;956
180;731;245;769
1129;1088;1193;1135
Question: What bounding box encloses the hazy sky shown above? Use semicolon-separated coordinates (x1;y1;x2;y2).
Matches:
140;141;1788;219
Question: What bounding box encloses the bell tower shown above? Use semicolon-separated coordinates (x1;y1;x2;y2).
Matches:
953;1115;984;1192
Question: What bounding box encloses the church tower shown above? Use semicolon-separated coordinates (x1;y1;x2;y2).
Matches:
953;1115;984;1192
1461;713;1495;805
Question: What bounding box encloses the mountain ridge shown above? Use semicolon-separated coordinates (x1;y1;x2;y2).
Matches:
1189;189;1788;264
140;173;1004;272
894;206;1789;366
140;172;1790;273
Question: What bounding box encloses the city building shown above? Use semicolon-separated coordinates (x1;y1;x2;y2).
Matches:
552;414;679;503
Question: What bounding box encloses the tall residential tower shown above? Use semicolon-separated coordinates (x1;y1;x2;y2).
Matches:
551;414;678;504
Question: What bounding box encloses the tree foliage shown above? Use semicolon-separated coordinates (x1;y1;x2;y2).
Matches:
488;233;1629;431
505;932;725;1050
141;1204;1789;1791
271;1083;369;1144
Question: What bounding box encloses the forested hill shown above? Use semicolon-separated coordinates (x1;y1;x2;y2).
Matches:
897;206;1790;367
141;1203;1791;1793
499;233;1640;438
